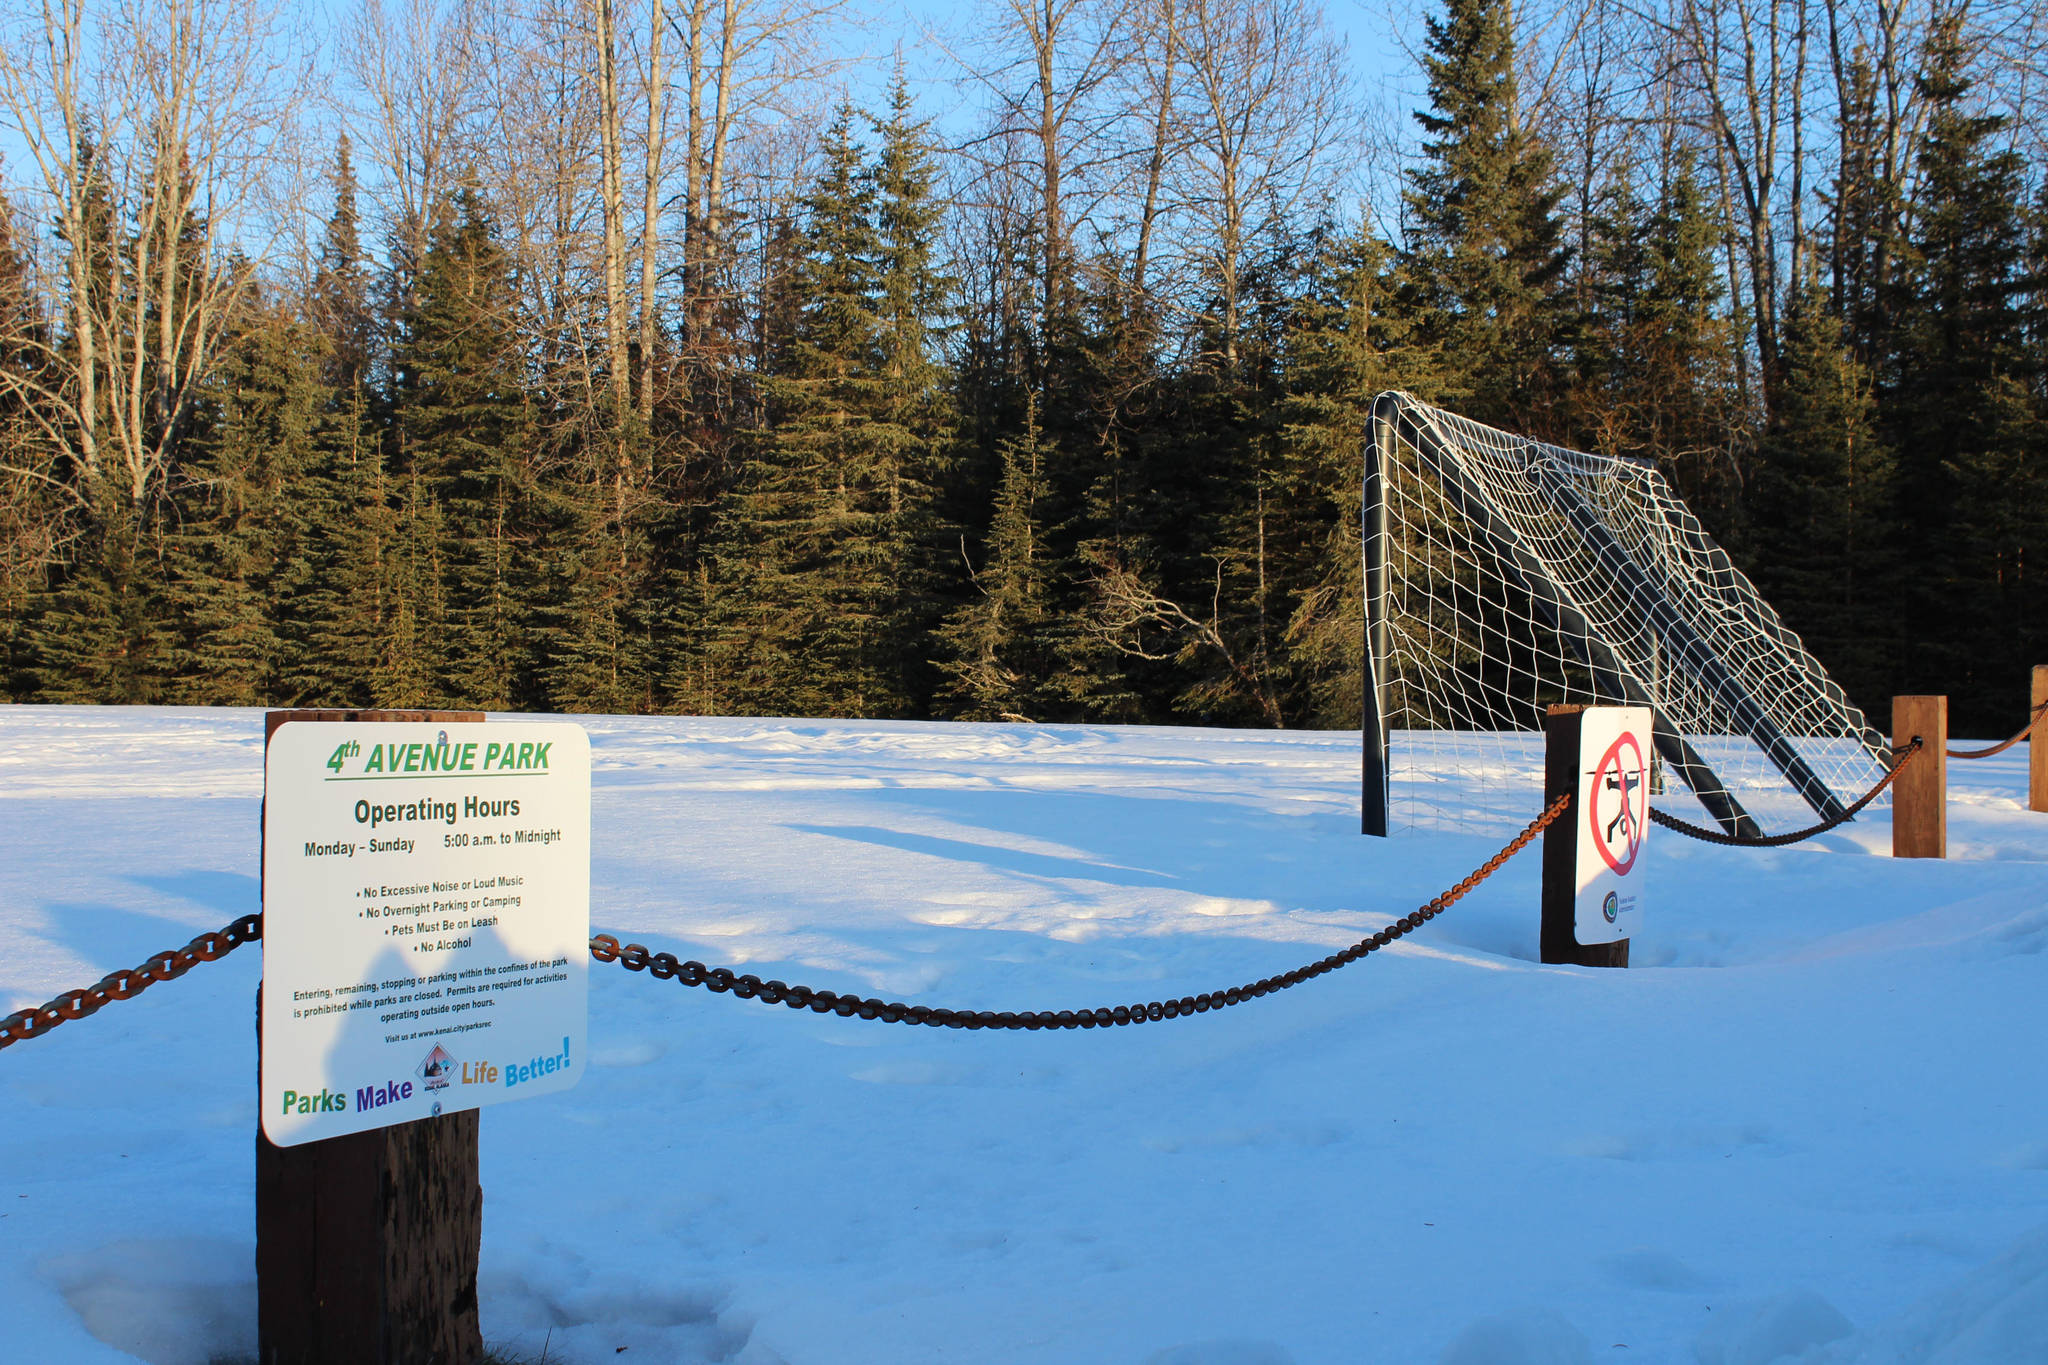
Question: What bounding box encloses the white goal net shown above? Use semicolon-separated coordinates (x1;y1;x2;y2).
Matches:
1362;392;1890;837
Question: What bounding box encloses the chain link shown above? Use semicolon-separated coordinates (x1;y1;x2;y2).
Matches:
1646;738;1923;848
1946;701;2048;761
0;913;263;1053
588;792;1572;1031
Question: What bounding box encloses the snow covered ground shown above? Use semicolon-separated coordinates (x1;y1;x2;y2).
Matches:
3;705;2046;1365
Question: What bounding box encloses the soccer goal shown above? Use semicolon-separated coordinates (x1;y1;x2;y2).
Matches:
1361;391;1890;837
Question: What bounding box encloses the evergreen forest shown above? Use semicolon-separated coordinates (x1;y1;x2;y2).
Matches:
1;0;2044;734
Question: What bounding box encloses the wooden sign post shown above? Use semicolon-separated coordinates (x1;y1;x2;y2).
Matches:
1891;696;1947;859
258;709;486;1365
2031;665;2047;815
1540;704;1648;968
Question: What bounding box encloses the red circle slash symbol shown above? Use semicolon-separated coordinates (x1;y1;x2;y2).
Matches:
1589;732;1647;875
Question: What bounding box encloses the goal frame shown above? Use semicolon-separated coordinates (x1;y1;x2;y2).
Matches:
1361;392;1889;838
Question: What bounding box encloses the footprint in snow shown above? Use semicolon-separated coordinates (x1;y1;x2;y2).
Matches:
1597;1247;1712;1291
1145;1341;1294;1365
850;1060;976;1086
591;1038;668;1068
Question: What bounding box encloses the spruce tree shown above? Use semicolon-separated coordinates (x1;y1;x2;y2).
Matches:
371;463;447;708
159;306;325;704
934;401;1069;720
1885;14;2042;721
0;190;52;698
1401;0;1572;434
701;109;881;715
391;185;535;711
27;502;171;705
870;76;956;713
1579;152;1740;526
278;138;389;706
311;135;376;396
538;424;653;716
1829;50;1906;369
1139;224;1309;728
282;375;390;706
1277;226;1445;727
1748;276;1897;714
700;103;944;718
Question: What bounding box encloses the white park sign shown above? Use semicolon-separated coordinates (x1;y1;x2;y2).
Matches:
260;721;590;1146
1573;705;1650;945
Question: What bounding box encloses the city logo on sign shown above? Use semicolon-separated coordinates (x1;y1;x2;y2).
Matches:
417;1044;456;1092
1602;890;1619;923
1588;732;1648;875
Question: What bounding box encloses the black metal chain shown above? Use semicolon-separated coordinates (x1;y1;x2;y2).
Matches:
0;716;2008;1050
1;793;1573;1052
1946;701;2047;760
0;913;264;1053
588;791;1573;1031
1646;738;1923;848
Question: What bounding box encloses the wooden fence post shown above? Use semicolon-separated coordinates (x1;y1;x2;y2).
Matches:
1540;705;1630;968
1891;696;1947;859
2032;665;2047;815
258;709;486;1365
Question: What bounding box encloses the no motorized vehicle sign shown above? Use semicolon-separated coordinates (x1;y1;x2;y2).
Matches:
1574;706;1650;945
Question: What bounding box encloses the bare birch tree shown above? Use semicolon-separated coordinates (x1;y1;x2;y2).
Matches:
1125;0;1184;303
639;0;666;424
0;0;304;516
1171;0;1353;366
596;0;632;424
337;0;485;291
955;0;1136;336
1634;0;1814;397
472;0;600;394
669;0;846;385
